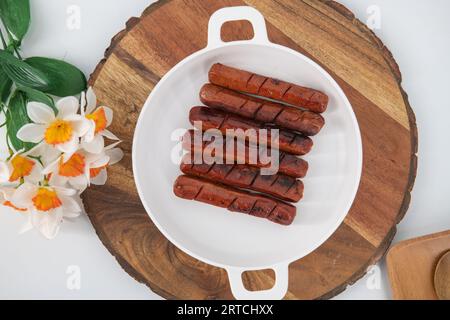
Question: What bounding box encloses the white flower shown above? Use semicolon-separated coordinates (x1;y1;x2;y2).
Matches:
0;151;43;185
0;186;31;234
42;151;90;192
0;185;27;212
2;89;123;239
80;88;119;154
17;98;90;159
11;182;82;239
41;140;123;191
25;142;62;169
87;142;124;186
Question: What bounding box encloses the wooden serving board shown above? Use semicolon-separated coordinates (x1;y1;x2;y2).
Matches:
83;0;418;299
386;231;450;300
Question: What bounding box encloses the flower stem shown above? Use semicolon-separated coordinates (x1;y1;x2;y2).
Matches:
0;19;21;59
13;47;22;60
5;137;13;158
0;28;6;49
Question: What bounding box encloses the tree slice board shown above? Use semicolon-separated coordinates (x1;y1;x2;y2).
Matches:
83;0;418;299
386;230;450;300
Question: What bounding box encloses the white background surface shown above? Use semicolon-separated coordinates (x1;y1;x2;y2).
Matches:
0;0;449;300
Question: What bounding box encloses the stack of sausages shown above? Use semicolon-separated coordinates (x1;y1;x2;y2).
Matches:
174;63;328;226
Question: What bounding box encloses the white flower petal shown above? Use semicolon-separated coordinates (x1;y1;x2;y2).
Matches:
23;142;44;158
11;183;36;208
39;145;61;167
64;211;81;219
16;124;46;143
0;187;14;202
31;211;43;226
90;168;107;185
42;156;60;175
26;161;43;184
27;102;55;124
68;175;88;192
69;118;90;137
80;91;87;115
60;195;81;213
106;148;124;165
101;129;119;141
64;114;84;122
82;134;104;154
56;137;79;155
104;140;122;150
56;96;79;118
101;106;113;127
0;161;10;183
54;185;77;197
90;154;109;168
86;87;97;114
34;211;62;240
49;173;68;188
83;120;96;143
61;152;76;164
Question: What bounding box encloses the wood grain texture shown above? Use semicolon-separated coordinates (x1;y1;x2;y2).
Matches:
386;231;450;300
83;0;418;299
434;251;450;300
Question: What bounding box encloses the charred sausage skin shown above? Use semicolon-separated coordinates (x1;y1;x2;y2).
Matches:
208;63;329;113
200;83;325;136
182;129;309;178
173;175;297;225
189;106;313;156
180;157;304;203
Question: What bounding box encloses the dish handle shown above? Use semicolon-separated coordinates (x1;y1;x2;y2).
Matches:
207;6;270;48
226;263;289;300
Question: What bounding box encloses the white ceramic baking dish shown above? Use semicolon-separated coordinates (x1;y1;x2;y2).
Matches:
133;6;362;300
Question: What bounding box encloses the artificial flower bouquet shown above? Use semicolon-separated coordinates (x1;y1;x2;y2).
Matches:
0;89;123;239
0;0;122;238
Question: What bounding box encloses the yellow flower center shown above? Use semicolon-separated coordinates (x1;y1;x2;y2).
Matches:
90;164;107;178
32;188;62;212
58;153;85;177
86;108;107;134
44;119;73;145
9;155;35;182
3;201;27;212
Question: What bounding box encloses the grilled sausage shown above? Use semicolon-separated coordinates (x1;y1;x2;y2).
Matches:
180;156;304;202
208;63;329;113
189;106;313;156
200;83;325;136
174;175;297;225
182;129;308;178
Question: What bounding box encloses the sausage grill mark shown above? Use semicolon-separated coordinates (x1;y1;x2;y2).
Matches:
180;160;304;202
209;63;328;113
174;176;296;225
189;106;313;156
199;84;324;136
174;64;330;225
182;129;309;178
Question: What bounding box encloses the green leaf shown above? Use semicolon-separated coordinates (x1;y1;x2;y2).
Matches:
6;90;35;151
0;0;30;43
0;66;12;103
25;57;87;96
0;49;50;90
17;86;56;113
